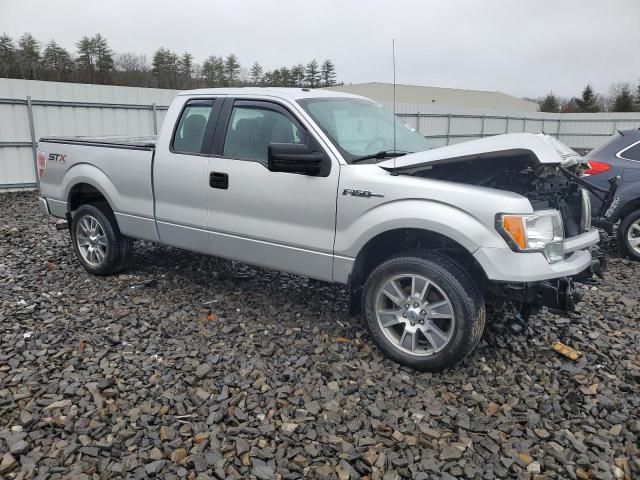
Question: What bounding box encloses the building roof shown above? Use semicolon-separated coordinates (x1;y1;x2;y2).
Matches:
323;82;539;112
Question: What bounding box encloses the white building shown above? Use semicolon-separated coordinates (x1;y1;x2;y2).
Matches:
324;82;539;112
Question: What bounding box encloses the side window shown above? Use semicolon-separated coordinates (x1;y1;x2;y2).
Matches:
620;142;640;161
223;106;304;163
172;103;213;154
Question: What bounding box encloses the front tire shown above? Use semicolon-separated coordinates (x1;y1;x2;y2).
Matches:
362;253;485;371
71;203;131;276
618;210;640;261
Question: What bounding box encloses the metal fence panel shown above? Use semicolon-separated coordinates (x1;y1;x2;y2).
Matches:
2;80;640;189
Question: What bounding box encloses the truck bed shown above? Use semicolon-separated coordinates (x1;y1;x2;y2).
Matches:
39;135;156;150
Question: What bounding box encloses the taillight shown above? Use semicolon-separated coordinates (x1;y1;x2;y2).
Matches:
37;151;46;177
582;161;610;176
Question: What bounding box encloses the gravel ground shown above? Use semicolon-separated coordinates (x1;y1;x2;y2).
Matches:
1;191;639;480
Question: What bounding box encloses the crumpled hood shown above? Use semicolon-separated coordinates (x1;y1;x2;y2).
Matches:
378;133;584;171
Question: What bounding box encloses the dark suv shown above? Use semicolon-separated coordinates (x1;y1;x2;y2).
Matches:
584;129;640;260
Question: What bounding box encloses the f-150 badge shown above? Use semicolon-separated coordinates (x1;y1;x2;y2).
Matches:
342;188;384;198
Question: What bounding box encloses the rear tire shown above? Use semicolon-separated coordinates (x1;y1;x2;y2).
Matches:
617;209;640;261
71;203;131;276
362;253;485;371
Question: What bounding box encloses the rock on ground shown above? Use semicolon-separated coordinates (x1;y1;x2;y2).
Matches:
0;192;638;479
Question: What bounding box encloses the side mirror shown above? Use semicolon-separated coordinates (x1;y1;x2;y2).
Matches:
268;143;323;175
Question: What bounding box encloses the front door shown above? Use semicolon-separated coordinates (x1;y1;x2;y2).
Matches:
206;98;339;281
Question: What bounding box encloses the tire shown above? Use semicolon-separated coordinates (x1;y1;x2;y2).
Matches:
362;253;485;371
71;203;131;276
618;209;640;261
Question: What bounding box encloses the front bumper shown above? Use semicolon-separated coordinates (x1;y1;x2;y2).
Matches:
474;229;600;282
489;245;606;315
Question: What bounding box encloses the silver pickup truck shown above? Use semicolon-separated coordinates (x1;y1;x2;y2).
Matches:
38;88;605;371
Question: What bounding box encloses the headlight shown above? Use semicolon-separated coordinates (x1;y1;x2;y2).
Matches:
498;210;564;263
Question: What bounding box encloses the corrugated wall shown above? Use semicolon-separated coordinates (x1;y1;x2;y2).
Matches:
0;79;176;189
2;79;640;189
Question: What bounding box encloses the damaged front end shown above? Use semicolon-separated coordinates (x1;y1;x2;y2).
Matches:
380;133;615;322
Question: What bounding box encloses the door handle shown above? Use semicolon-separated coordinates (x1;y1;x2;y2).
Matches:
209;172;228;189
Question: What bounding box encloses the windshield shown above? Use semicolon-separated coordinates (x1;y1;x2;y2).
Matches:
297;97;431;163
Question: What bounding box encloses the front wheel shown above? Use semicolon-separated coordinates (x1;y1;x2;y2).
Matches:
618;210;640;261
71;203;131;276
362;253;485;371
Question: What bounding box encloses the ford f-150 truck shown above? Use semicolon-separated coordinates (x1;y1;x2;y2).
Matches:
37;88;605;371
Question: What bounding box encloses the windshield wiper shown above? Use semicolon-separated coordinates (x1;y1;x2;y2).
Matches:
351;150;412;164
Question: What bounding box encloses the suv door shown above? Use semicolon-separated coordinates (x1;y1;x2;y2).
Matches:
154;97;222;253
206;98;339;281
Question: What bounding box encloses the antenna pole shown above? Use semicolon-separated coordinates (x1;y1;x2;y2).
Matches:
392;38;397;172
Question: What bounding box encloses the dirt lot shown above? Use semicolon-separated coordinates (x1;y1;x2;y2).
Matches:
1;191;639;479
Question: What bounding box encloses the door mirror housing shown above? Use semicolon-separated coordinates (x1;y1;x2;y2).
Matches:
268;143;323;175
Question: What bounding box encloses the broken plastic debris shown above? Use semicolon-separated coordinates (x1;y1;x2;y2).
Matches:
551;341;582;361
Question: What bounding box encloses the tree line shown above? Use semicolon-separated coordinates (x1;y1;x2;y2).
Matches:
537;82;640;113
0;32;340;90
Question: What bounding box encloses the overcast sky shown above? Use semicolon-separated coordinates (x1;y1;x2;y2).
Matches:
2;0;638;99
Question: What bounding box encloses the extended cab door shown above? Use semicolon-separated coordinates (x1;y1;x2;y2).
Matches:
205;98;339;281
154;97;223;253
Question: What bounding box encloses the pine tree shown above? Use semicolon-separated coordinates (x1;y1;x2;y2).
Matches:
152;47;180;88
225;54;240;85
0;34;17;77
611;84;634;112
320;59;336;87
305;60;320;88
75;35;96;82
291;64;304;87
574;84;601;113
635;80;640;112
41;40;74;81
249;62;263;85
539;92;560;113
179;52;193;88
202;55;225;86
93;34;113;83
17;33;41;80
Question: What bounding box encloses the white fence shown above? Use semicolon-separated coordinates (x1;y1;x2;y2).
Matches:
384;101;640;150
1;79;640;189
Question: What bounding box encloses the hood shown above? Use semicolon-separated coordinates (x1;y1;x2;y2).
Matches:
378;133;584;172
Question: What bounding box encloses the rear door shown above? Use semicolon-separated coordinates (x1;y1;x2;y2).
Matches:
154;97;223;253
205;98;339;281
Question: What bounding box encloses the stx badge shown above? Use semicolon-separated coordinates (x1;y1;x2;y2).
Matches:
48;153;67;163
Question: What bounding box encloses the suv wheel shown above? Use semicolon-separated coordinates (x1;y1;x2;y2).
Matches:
618;209;640;261
362;253;485;371
71;203;131;275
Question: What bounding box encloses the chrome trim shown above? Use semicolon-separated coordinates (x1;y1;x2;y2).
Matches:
563;229;600;254
37;197;50;215
616;139;640;162
580;188;591;232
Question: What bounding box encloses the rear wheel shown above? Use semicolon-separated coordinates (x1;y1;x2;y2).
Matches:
362;253;485;371
71;203;131;275
618;210;640;261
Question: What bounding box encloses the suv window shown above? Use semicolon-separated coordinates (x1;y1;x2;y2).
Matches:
173;103;213;154
620;141;640;161
223;106;303;163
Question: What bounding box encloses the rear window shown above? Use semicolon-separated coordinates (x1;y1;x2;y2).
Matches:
172;103;213;154
619;141;640;161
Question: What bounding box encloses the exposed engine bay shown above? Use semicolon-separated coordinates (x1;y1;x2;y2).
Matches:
405;154;589;237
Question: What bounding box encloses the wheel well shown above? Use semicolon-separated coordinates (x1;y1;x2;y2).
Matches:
348;228;486;313
615;196;640;223
68;183;108;212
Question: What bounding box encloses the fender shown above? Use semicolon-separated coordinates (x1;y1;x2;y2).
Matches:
333;199;507;283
